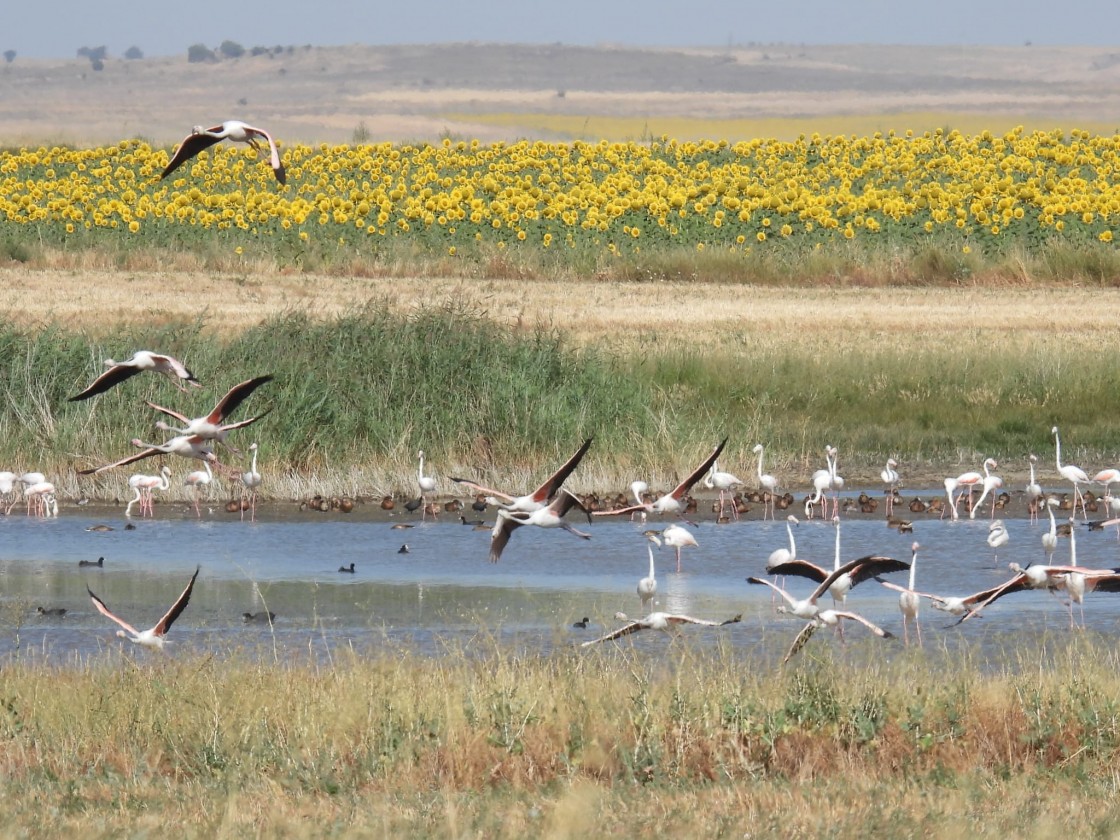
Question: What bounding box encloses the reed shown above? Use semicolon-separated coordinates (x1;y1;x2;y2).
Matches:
1;299;1118;500
0;639;1118;836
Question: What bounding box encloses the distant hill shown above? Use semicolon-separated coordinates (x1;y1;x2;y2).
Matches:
1;42;1118;146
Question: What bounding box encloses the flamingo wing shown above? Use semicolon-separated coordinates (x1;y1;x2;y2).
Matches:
488;513;524;563
666;437;728;499
206;375;274;423
160;132;224;180
783;621;819;663
447;477;515;504
579;619;648;646
765;559;828;583
831;610;893;638
151;567;199;635
591;502;647;518
77;446;162;475
845;556;911;587
145;401;191;423
527;437;593;505
86;587;141;636
665;613;742;628
245;125;286;184
68;364;144;401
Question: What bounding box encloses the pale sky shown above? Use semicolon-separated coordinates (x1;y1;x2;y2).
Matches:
6;0;1120;59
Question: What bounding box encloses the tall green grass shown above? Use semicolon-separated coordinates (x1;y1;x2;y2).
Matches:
1;301;1117;499
1;641;1119;836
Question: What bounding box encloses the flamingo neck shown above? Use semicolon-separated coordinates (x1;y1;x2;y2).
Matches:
908;550;918;589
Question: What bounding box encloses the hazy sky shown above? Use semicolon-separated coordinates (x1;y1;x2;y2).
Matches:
6;1;1120;59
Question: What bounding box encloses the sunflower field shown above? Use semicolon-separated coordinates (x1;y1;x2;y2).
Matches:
1;126;1118;265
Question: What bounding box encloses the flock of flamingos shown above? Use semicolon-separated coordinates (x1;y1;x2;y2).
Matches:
6;339;1120;660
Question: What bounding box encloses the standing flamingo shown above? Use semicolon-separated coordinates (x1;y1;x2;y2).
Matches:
825;445;845;519
24;480;58;518
240;443;262;521
126;466;171;518
660;522;698;573
987;519;1010;563
1041;498;1059;562
805;454;832;520
751;444;778;520
971;459;1003;520
1025;454;1043;523
893;542;922;646
69;351;200;400
705;458;745;519
184;461;214;518
417;450;437;520
1052;426;1090;520
162;120;286;184
638;537;659;610
880;458;900;517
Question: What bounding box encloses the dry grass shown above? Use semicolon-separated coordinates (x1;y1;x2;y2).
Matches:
6;265;1119;356
1;642;1120;836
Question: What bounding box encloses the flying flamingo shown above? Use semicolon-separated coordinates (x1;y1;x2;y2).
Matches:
748;553;905;622
594;438;727;519
451;438;593;513
126;465;171;518
579;611;741;647
69;351;200;401
638;537;659;610
488;489;592;563
764;518;909;612
78;434;219;475
148;375;273;453
87;566;199;650
751;444;778;519
1025;454;1043;523
705;458;745;520
880;458;899;517
184;461;214;518
659;522;698;572
161;120;286;184
239;443;262;521
781;608;894;663
1052;426;1090;520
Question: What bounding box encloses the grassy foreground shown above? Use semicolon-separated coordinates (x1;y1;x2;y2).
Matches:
1;639;1120;837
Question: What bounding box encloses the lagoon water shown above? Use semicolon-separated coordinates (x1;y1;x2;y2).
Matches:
3;491;1119;666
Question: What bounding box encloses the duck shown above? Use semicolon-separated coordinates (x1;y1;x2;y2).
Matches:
338;563;356;574
380;495;396;511
79;556;105;568
242;611;276;623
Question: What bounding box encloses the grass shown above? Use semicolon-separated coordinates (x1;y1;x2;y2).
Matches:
2;639;1120;835
2;291;1119;502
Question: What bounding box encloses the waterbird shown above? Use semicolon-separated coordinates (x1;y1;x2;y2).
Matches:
1053;426;1090;520
148;376;273;453
79;556;104;567
36;607;67;617
579;612;741;646
638;536;659;610
659;522;698;572
85;524;113;532
748;552;906;622
162;120;286;184
594;438;727;519
782;608;894;663
880;458;900;517
338;563;355;573
87;566;199;650
451;437;593;513
239;443;262;521
69;351;200;401
126;465;171;518
242;611;276;624
398;544;410;554
488;489;592;563
184;461;214;518
705;454;746;519
572;617;590;629
77;433;218;475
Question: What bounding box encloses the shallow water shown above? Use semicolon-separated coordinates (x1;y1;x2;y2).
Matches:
2;491;1119;666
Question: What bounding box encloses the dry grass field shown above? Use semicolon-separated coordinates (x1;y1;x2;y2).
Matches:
2;42;1119;146
5;265;1118;357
